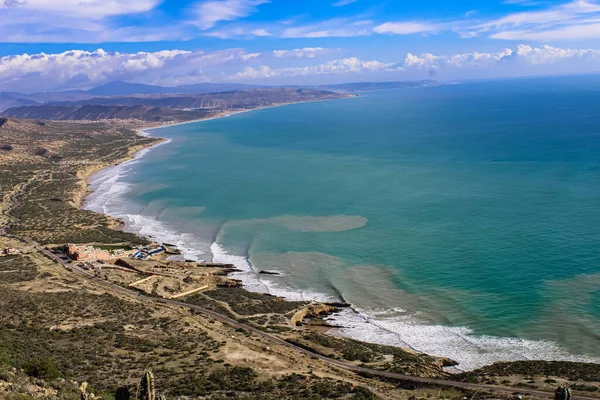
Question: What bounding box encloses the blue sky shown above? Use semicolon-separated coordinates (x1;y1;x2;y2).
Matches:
2;0;600;91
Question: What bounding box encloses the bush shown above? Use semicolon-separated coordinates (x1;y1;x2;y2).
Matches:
209;366;257;392
34;147;48;157
2;394;36;400
571;384;599;392
353;386;378;399
310;379;353;398
22;358;61;380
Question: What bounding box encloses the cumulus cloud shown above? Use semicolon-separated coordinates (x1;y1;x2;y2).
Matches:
0;49;191;91
401;44;600;81
272;48;336;59
227;44;600;82
0;47;339;92
3;44;600;92
227;57;395;80
403;48;515;69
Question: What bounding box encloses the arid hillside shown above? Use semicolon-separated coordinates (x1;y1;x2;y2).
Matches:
2;88;352;122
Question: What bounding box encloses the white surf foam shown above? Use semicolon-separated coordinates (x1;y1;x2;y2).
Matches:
211;243;338;302
205;245;600;370
83;132;600;372
327;307;600;371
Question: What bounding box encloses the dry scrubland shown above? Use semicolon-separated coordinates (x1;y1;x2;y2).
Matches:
0;117;154;244
0;117;599;399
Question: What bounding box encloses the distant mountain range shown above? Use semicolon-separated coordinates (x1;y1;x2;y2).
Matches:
84;80;437;96
0;80;437;113
1;88;352;122
86;81;264;96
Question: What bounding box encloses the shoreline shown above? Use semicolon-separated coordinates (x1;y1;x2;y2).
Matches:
80;99;600;373
136;95;359;135
78;137;170;219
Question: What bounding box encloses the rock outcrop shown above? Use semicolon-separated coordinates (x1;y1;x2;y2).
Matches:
291;303;340;327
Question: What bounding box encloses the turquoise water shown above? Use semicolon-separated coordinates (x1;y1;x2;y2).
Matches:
87;76;600;369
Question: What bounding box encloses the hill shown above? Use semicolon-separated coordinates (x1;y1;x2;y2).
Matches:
1;88;352;122
1;104;211;122
88;81;262;96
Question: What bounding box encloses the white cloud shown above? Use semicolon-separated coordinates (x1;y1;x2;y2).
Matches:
0;0;160;18
491;21;600;40
203;25;273;39
513;43;600;63
4;0;600;43
470;0;600;40
193;0;269;30
272;47;336;58
250;28;271;36
0;0;170;43
403;44;600;70
372;0;600;42
404;48;515;69
226;43;600;82
281;19;372;38
503;0;543;5
230;65;277;79
0;49;192;91
0;47;341;91
333;0;357;6
373;22;437;35
227;57;395;80
4;44;600;92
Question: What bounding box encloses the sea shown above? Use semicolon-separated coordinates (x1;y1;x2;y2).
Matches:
85;75;600;371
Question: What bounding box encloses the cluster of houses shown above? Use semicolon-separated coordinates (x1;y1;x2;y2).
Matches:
2;248;20;256
66;243;166;262
66;244;114;262
131;244;166;260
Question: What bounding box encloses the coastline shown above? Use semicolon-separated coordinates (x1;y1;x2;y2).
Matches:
80;100;600;373
77;137;170;228
136;95;359;134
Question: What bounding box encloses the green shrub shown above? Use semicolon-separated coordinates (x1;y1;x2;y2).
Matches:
22;358;61;380
353;386;378;399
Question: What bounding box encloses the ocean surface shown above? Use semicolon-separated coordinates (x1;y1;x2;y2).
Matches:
86;75;600;370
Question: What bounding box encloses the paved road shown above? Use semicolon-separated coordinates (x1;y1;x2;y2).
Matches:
26;241;599;400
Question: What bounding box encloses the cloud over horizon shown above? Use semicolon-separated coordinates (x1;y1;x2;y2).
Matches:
3;44;600;92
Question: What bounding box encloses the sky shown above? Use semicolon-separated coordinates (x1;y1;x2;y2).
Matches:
2;0;600;91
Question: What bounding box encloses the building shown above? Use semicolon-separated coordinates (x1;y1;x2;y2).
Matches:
67;244;113;262
130;245;166;260
2;248;20;256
